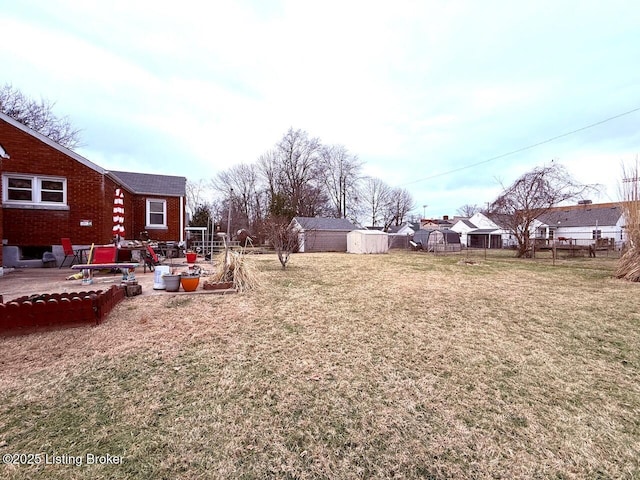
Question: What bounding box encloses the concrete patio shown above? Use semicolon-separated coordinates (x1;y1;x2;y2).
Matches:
0;257;222;302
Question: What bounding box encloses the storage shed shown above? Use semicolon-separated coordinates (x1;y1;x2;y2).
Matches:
291;217;357;253
347;230;389;254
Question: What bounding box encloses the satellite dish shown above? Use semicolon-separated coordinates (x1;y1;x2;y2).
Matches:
0;143;9;159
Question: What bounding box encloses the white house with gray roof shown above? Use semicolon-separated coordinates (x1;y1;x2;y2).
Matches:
534;202;624;247
450;218;476;247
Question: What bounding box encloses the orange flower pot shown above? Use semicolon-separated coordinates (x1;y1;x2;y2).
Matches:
180;276;200;292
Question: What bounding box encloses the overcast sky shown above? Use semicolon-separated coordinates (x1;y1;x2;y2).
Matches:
2;0;639;219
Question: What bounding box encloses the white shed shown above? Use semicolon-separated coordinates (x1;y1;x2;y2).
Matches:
347;230;389;254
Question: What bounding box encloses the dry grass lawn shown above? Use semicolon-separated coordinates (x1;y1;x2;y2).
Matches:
1;251;639;479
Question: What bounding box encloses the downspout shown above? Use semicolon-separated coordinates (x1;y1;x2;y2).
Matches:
180;196;185;244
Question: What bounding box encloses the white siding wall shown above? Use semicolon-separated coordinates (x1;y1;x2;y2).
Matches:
450;221;473;247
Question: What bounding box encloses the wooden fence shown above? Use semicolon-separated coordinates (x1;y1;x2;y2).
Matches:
0;285;125;335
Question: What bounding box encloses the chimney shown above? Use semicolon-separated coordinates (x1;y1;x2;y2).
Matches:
443;215;449;220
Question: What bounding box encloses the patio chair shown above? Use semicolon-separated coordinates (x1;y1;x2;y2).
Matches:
59;238;82;268
88;245;118;264
143;244;161;272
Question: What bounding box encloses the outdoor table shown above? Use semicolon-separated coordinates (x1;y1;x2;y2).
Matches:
75;247;92;264
117;246;154;272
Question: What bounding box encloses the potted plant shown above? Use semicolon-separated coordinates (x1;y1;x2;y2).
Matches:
162;270;181;292
180;272;200;292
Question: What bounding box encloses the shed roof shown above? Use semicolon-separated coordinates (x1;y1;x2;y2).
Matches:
108;170;187;196
349;229;388;236
414;229;460;243
293;217;357;231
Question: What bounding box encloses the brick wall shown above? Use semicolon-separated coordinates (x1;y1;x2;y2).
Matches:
0;118;184;250
0;119;117;247
131;195;183;241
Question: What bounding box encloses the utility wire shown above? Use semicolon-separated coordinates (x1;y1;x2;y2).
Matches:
402;105;640;186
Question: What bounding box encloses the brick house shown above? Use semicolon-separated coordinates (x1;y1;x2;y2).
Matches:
0;112;186;272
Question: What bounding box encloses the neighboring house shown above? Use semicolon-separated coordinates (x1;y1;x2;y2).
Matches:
466;212;515;249
291;217;357;253
535;202;624;247
0;112;186;270
387;221;420;236
450;218;476;247
420;217;453;230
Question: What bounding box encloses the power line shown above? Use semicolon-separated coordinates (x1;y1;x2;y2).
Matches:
402;105;640;186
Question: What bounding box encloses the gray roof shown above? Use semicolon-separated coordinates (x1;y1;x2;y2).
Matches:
387;221;419;233
413;229;461;243
484;212;512;229
459;219;476;228
293;216;357;231
537;204;622;227
108;170;187;196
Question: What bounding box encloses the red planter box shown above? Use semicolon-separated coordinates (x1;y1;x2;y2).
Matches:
0;285;126;335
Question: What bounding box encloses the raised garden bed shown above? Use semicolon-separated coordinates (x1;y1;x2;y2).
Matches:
0;285;125;335
202;281;234;290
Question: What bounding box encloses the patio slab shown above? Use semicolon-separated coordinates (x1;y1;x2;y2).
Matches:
0;259;223;302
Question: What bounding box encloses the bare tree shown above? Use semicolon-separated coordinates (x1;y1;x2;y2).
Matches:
386;187;415;227
258;128;327;217
186;178;212;218
0;83;81;149
361;177;392;228
457;204;480;217
262;216;298;269
489;163;597;257
319;144;363;219
212;163;266;232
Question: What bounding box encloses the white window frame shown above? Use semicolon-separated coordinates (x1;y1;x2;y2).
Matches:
2;174;67;207
146;198;167;228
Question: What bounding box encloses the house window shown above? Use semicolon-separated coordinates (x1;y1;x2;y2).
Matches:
146;199;167;228
592;229;602;240
3;174;67;206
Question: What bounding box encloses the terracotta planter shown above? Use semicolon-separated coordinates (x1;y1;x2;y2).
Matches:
180;276;200;292
203;281;234;290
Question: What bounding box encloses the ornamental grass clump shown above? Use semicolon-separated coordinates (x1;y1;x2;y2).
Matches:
616;161;640;281
207;251;258;292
